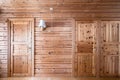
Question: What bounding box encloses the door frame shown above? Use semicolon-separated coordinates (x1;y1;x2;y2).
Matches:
7;18;34;77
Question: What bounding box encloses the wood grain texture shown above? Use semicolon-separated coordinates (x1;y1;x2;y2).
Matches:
0;77;120;80
34;19;72;76
0;0;120;78
0;0;120;20
0;23;8;78
8;18;34;77
100;21;120;77
75;21;96;77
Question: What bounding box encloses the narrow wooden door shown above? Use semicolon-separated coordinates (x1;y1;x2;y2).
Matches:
100;21;120;77
75;21;97;76
9;18;34;76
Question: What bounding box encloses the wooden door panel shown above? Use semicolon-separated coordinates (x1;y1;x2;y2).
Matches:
78;55;95;76
77;23;95;42
9;18;34;77
100;21;120;77
100;55;119;76
13;44;28;54
13;24;28;42
77;42;93;53
13;56;28;73
75;21;96;76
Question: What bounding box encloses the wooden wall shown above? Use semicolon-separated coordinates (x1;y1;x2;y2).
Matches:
0;0;120;20
0;23;8;77
34;19;72;76
0;0;120;77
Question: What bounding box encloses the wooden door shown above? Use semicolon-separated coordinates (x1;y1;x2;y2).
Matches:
9;18;34;76
75;21;97;76
100;21;120;77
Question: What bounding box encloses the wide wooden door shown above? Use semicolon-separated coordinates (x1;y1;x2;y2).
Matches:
74;21;97;76
9;18;34;76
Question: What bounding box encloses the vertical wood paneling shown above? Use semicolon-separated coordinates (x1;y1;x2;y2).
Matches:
78;54;95;76
100;55;119;76
75;21;96;76
100;21;120;77
0;0;120;77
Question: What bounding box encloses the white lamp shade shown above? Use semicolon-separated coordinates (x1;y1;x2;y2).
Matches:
38;19;46;28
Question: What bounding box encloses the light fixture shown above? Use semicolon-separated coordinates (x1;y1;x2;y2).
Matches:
38;7;53;31
38;19;46;31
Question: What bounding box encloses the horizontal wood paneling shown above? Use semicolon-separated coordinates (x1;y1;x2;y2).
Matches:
35;55;72;64
1;13;120;19
0;0;120;22
35;68;71;74
35;64;72;69
35;73;71;77
0;0;120;77
34;19;72;76
35;49;71;55
0;23;8;78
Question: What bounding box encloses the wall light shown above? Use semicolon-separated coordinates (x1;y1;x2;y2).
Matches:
38;19;46;31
